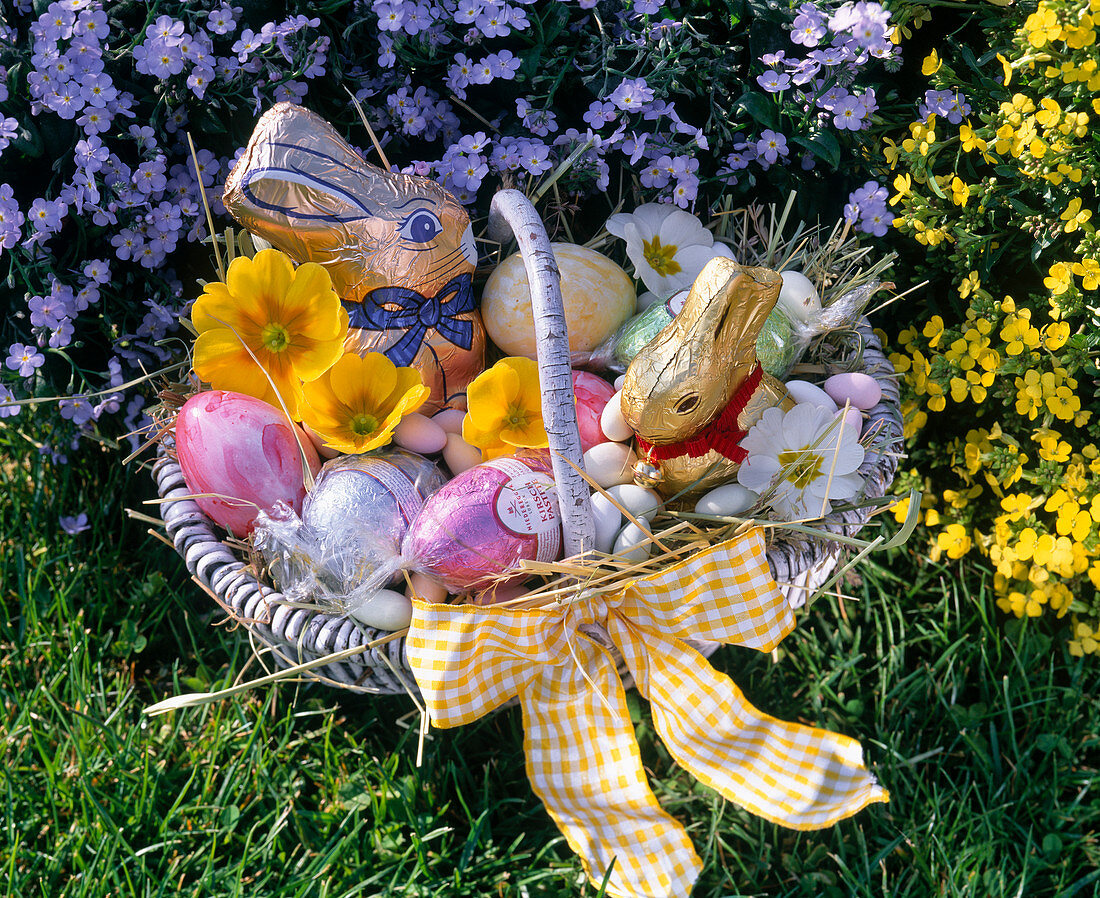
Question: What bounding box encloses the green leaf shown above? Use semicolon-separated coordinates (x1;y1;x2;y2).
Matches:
734;90;779;130
791;130;841;170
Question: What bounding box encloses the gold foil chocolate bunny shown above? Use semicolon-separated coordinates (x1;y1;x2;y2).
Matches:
621;257;793;497
224;102;485;413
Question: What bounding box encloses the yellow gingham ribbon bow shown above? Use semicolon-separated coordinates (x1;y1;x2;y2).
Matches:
406;529;888;898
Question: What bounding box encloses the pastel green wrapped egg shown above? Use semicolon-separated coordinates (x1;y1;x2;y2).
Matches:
482;242;636;357
755;303;798;379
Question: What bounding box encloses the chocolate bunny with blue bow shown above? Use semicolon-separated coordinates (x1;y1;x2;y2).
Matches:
224;102;485;413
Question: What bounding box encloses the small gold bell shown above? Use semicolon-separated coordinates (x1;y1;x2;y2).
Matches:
632;459;664;488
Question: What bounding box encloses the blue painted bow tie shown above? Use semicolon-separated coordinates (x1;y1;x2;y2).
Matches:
344;272;476;368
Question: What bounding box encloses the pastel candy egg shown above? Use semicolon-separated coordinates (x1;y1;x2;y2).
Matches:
838;406;864;436
175;390;321;537
346;588;413;631
613;521;653;563
600;389;634;443
408;572;449;603
583;441;638;488
606;484;662;522
393;412;448;454
431;407;466;435
442;431;483;475
694;483;760;517
784;379;838;413
777;270;821;323
572;370;617;451
482;243;636;357
590;491;624;554
824;372;882;411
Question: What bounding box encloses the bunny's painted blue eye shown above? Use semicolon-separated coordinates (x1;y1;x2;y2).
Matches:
399;209;443;244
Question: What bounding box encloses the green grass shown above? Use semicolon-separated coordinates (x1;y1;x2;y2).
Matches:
2;418;1098;897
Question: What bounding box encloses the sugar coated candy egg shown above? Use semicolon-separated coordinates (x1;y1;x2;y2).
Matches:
175;390;321;537
776;270;821;323
824;372;882;411
482;243;636;357
402;451;563;592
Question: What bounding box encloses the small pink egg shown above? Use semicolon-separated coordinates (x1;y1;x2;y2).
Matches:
837;406;864;436
824;372;882;411
175;390;321;537
393;412;447;454
572;370;617;452
431;407;466;435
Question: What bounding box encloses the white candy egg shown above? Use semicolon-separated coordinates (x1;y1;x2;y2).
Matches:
613;521;654;563
694;483;760;516
347;588;413;631
607;484;662;522
777;270;821;323
600;390;634;442
784;379;839;412
583;441;638;488
590;491;624;554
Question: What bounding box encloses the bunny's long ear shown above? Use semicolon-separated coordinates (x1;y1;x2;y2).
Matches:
225;102;382;233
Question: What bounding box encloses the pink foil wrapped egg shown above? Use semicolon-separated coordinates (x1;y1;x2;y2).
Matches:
175;390;321;537
572;370;616;452
402;451;562;592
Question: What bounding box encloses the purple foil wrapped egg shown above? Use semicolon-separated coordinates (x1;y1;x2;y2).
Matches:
303;448;447;571
403;451;563;592
175;390;321;537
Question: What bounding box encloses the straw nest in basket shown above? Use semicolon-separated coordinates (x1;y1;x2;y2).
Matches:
146;197;909;701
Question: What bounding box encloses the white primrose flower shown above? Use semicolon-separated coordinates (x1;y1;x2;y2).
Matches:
605;203;733;298
737;403;865;521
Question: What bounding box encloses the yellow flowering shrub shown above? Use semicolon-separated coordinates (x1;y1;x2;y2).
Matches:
884;0;1100;653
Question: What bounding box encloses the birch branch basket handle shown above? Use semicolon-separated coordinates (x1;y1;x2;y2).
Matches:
487;189;595;558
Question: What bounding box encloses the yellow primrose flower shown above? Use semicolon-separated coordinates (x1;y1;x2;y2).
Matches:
463;356;549;461
300;352;429;454
191;249;348;417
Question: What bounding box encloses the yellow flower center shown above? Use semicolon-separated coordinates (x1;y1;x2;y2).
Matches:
262;322;291;352
350;412;379;436
777;449;825;490
642;236;682;277
505;403;533;430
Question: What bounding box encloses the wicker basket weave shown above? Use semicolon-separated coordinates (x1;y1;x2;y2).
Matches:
152;196;903;697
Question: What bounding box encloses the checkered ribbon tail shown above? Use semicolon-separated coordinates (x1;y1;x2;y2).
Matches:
406;529;888;898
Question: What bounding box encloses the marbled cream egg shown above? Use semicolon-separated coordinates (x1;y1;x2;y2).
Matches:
482;243;636;357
